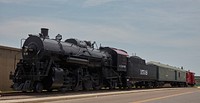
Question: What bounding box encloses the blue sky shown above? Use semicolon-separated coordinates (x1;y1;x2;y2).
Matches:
0;0;200;75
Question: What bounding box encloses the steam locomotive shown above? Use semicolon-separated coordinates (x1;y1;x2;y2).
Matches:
10;28;195;92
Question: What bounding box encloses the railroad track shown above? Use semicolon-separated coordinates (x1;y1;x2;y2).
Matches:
0;89;137;100
1;87;162;100
0;87;188;101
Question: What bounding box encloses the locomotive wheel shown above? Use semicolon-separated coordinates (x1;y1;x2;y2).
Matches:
34;82;43;93
127;83;133;89
109;81;117;90
83;80;93;91
47;88;53;92
12;83;20;90
92;74;102;90
73;81;82;91
72;76;82;91
135;85;138;89
82;75;93;90
93;85;101;90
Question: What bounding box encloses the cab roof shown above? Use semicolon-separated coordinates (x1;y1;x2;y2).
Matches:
147;61;186;72
111;48;129;56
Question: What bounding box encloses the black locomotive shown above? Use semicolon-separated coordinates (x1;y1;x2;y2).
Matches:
10;28;194;92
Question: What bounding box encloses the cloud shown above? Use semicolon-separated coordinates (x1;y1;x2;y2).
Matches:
0;0;31;4
82;0;115;7
0;17;136;47
0;18;130;38
1;16;200;51
0;17;144;48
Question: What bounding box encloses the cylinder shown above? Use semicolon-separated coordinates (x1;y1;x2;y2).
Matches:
41;28;49;38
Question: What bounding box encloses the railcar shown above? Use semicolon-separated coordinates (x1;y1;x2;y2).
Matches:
186;71;196;86
147;61;187;87
127;56;157;88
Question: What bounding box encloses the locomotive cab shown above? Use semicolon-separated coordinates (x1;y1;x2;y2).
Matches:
100;47;128;72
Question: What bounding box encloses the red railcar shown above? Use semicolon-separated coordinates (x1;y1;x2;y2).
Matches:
186;71;196;86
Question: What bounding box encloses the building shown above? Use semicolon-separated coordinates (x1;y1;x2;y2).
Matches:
0;45;21;91
195;76;200;86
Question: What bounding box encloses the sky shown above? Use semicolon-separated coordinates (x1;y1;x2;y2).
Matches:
0;0;200;75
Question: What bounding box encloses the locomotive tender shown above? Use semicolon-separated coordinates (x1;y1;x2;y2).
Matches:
10;28;195;92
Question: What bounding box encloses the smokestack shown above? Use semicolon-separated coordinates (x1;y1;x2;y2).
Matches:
41;28;49;38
